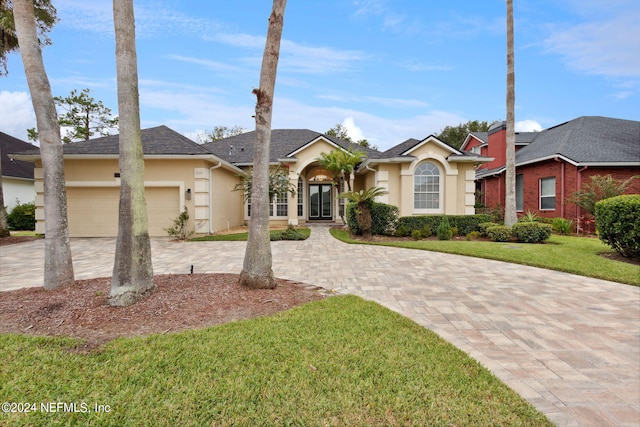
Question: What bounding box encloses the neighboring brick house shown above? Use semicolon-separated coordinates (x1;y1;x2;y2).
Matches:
461;116;640;231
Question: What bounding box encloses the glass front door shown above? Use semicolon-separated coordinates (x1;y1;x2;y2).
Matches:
309;184;332;220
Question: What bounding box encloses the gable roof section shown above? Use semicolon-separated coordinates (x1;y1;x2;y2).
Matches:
460;132;488;150
515;116;640;166
61;125;214;156
0;132;36;180
204;129;381;165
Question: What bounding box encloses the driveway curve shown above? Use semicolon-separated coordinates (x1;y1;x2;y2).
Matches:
1;224;639;427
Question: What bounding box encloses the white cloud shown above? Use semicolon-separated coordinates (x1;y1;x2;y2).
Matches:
544;7;640;78
0;91;35;141
272;98;466;151
279;40;368;75
515;120;542;132
341;117;366;142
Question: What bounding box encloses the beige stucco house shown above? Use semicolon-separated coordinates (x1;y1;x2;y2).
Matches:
14;126;490;237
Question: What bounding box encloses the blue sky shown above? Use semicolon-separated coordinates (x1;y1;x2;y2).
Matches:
1;0;638;151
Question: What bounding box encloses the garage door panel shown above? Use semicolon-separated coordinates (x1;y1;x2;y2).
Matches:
67;187;180;237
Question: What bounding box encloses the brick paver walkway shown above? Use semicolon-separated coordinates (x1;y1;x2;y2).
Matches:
1;224;639;426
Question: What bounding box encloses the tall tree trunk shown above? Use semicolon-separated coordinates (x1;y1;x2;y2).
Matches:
0;153;9;237
109;0;154;306
504;0;517;227
239;0;286;289
13;0;74;288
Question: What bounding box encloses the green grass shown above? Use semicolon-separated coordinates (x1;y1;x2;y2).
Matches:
331;229;640;286
0;296;552;426
9;230;41;237
191;227;310;242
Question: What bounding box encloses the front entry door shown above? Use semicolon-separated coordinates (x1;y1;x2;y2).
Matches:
309;184;332;220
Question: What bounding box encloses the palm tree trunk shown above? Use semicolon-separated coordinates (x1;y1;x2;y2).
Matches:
109;0;154;306
504;0;517;227
239;0;286;289
13;0;74;288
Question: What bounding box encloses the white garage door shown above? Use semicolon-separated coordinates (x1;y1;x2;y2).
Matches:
67;187;180;237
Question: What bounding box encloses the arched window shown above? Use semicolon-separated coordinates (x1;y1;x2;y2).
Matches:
414;161;440;210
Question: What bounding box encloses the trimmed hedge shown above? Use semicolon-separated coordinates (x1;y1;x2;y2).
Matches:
486;225;511;242
595;194;640;258
511;222;553;243
396;214;493;237
346;201;399;236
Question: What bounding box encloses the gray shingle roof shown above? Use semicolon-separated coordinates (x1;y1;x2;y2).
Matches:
469;132;488;144
381;138;422;158
0;132;36;180
203;129;382;164
516;116;640;165
14;126;212;156
65;125;213;155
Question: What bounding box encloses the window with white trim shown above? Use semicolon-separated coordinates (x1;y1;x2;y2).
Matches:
516;174;524;211
247;194;289;218
539;177;556;210
297;178;304;217
414;161;440;210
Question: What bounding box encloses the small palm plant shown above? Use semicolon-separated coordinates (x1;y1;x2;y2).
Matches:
338;186;387;237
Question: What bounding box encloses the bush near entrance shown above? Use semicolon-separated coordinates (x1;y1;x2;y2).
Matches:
345;201;398;236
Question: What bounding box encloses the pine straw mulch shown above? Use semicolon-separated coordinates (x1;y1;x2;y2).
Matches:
0;273;330;352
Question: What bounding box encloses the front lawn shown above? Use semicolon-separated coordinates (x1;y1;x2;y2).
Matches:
0;296;552;426
331;229;640;286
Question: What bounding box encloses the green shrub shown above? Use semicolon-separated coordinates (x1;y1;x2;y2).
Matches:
396;214;492;236
518;210;540;222
552;217;573;235
486;225;511;242
7;201;36;231
512;222;553;243
371;202;399;236
411;230;422;240
466;231;482;241
421;224;432;238
165;207;194;240
395;224;410;237
278;225;306;241
478;222;500;236
450;226;459;236
346;201;399;236
436;216;453;240
595;194;640;258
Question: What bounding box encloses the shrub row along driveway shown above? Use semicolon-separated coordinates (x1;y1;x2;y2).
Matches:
1;225;639;427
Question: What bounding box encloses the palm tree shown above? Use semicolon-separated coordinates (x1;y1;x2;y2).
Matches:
109;0;154;306
504;0;517;226
13;0;74;289
317;148;365;192
239;0;286;290
338;186;387;237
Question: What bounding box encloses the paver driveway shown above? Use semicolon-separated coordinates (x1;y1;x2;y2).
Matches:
1;225;639;427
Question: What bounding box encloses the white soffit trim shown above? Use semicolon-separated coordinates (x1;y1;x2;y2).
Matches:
286;135;344;158
401;135;463;156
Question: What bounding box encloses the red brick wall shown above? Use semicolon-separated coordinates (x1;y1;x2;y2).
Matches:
480;162;639;225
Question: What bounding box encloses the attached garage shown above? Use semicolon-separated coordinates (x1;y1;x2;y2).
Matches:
67;186;180;237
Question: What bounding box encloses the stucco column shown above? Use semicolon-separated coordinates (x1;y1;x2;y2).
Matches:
288;171;299;226
400;168;413;217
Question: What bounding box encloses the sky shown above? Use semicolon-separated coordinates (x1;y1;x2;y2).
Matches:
1;0;639;151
